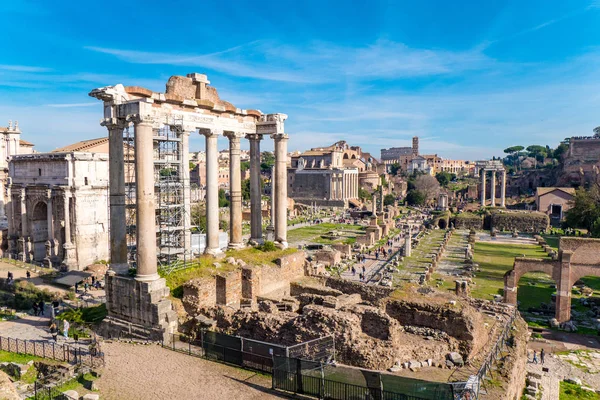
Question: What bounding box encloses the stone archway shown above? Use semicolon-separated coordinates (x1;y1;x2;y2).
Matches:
31;201;48;262
504;238;600;322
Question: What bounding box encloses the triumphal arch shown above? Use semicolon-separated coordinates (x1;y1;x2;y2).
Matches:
89;73;288;340
504;237;600;322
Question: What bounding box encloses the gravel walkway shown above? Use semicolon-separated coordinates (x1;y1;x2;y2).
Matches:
96;342;286;400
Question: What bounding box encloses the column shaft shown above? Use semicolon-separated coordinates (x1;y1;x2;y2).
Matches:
46;191;54;240
500;170;506;207
134;119;159;280
248;134;263;243
104;120;128;273
181;132;192;254
226;132;243;248
20;189;27;237
7;186;13;236
204;130;222;255
480;171;486;207
273;133;289;247
490;171;496;207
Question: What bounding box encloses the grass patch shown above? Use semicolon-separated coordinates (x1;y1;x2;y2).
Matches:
0;350;44;364
541;235;560;250
471;242;548;301
287;223;365;245
560;381;599;400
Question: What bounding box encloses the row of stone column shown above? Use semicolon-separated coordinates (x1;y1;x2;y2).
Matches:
104;116;289;282
6;186;74;266
480;169;506;207
343;173;358;200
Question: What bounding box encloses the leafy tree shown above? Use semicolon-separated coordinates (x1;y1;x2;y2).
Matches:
218;189;229;208
435;171;456;187
389;163;401;176
191;203;206;233
241;161;250;172
261;152;275;172
504;145;524;155
553;143;569;159
383;194;395;206
594;126;600;138
358;187;370;202
565;186;600;234
189;161;196;170
241;178;251;201
405;190;425;206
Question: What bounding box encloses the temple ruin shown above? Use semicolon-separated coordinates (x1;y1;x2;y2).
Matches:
89;73;289;340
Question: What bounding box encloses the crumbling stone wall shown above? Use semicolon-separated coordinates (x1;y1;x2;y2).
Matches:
324;277;395;304
490;211;549;232
452;213;483;229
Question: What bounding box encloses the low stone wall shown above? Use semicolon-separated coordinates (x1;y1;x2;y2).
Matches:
290;281;343;297
324;277;395;305
490;211;549;233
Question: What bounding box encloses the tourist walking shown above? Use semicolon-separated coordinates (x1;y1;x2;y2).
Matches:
63;320;70;340
50;322;58;342
26;270;31;279
540;348;545;364
38;300;45;316
32;302;38;316
532;350;538;364
351;266;356;276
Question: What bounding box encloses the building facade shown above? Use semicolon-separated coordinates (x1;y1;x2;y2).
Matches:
7;152;109;269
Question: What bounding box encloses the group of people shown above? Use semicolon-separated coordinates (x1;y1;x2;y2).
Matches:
32;300;46;316
49;319;70;342
5;271;14;284
529;348;546;364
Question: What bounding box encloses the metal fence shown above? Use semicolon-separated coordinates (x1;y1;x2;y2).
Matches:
287;335;335;362
33;380;78;400
272;356;455;400
0;336;104;368
162;331;288;374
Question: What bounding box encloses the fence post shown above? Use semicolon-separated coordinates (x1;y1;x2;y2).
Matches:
172;334;175;351
52;342;55;360
188;338;191;356
24;339;27;355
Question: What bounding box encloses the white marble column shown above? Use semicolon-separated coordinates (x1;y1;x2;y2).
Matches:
133;117;159;280
46;189;54;241
181;131;192;255
225;131;243;249
101;118;128;274
62;191;76;269
247;133;263;244
201;129;222;256
20;188;27;238
500;169;506;208
272;133;289;248
490;171;496;207
480;171;486;207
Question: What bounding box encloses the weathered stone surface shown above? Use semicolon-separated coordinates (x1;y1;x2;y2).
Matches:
565;377;582;386
447;352;464;366
0;370;19;400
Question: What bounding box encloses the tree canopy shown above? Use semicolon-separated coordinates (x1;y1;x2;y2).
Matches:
405;190;425;206
383;194;395;206
435;171;456;187
414;175;440;203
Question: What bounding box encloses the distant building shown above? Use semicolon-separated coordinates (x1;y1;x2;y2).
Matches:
380;136;419;170
288;141;360;207
536;187;575;225
407;155;433;175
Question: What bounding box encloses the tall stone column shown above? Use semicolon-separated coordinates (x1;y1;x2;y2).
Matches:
102;118;128;274
202;129;222;256
46;190;54;241
18;188;28;262
500;169;506;208
181;131;192;255
490;171;496;207
62;191;76;269
480;171;486;207
225;131;243;249
6;185;15;255
272;133;289;248
247;133;263;244
133;117;159;280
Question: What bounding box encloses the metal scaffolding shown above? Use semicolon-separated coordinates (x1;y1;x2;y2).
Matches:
122;116;191;273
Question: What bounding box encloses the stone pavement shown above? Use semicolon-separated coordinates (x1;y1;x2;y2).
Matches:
437;229;469;277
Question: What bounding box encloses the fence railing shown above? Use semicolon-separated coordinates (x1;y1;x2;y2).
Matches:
0;336;104;368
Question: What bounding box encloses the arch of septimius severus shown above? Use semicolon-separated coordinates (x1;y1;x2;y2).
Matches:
89;73;288;339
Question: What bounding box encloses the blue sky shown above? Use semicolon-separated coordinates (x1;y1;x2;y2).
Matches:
1;0;600;160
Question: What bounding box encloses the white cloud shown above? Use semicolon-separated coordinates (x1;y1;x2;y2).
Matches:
0;64;51;72
45;103;98;108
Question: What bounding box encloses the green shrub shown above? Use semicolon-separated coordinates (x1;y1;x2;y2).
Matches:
257;241;277;252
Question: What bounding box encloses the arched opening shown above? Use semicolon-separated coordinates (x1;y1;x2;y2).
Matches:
351;154;356;159
438;218;447;229
570;275;600;333
517;271;556;318
31;201;48;262
343;153;349;160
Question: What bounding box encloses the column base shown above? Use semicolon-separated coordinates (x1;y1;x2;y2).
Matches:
249;237;264;246
227;242;245;250
135;272;160;282
265;225;275;242
204;247;224;257
62;243;77;270
275;240;288;250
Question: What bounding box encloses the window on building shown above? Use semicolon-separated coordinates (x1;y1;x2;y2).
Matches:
84;177;89;185
38;168;41;176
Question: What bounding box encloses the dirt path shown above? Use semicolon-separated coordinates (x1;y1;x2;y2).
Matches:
96;342;287;400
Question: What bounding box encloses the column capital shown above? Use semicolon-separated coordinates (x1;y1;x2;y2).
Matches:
100;117;128;130
271;133;289;141
246;133;263;141
126;114;155;125
46;188;53;199
224;131;244;140
199;128;221;138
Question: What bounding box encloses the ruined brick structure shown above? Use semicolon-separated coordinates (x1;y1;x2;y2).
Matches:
504;237;600;322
